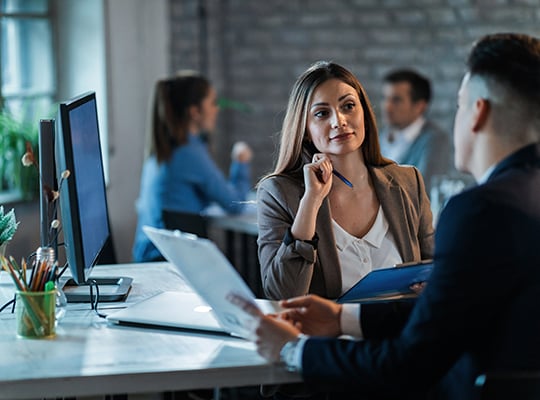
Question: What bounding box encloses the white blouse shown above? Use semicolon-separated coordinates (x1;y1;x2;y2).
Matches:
333;205;403;294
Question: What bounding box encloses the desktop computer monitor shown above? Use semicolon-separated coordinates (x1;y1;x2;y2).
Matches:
38;119;57;251
55;91;131;302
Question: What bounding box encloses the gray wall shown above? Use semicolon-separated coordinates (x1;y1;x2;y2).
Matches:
169;0;540;182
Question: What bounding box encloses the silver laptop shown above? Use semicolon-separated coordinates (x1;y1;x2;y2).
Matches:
107;226;276;338
107;291;224;333
107;291;278;335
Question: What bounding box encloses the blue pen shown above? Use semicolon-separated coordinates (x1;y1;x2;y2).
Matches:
332;169;354;188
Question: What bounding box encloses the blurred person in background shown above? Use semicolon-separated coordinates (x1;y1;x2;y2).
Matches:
379;69;452;193
133;71;252;262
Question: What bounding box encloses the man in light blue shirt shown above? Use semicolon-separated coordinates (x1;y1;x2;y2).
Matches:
380;69;452;193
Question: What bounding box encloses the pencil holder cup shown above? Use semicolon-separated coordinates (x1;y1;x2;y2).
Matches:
15;289;56;339
55;287;67;321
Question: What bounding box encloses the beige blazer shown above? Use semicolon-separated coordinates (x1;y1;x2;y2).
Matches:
257;163;435;300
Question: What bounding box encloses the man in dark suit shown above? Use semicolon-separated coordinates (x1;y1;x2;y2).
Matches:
379;69;452;193
229;33;540;399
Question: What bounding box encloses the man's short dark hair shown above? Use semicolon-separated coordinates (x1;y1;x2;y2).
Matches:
467;33;540;109
383;69;431;103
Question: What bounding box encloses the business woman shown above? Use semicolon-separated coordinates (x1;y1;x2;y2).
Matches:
257;61;434;301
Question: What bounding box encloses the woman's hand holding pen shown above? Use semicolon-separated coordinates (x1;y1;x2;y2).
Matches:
291;153;333;241
303;153;333;200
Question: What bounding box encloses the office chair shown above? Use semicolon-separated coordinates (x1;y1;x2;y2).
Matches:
476;371;540;400
162;209;209;239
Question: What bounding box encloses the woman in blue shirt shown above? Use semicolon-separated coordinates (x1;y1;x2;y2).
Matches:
133;72;252;262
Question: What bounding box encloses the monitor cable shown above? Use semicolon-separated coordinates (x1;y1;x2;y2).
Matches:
89;279;107;319
56;261;69;281
0;294;16;313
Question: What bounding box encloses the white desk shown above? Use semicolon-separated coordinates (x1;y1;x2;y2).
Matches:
0;262;300;399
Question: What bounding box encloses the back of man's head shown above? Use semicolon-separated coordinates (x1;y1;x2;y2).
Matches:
383;69;431;104
467;33;540;141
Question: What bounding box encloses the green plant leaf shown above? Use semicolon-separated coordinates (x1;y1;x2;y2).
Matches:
0;206;19;245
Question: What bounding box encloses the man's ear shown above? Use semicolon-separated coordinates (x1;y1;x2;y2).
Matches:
412;99;427;118
471;98;490;133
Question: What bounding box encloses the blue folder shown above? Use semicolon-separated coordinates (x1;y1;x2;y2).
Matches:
336;260;434;304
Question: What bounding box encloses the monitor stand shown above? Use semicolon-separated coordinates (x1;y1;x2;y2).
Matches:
60;276;133;303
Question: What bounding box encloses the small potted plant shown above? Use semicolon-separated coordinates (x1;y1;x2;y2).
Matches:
0;205;19;256
0;110;39;200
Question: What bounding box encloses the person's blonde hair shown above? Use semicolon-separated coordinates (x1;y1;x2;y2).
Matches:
268;61;391;178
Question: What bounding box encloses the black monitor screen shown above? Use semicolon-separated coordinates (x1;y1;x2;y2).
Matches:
57;92;109;284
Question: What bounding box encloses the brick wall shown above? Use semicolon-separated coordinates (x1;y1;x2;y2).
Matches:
169;0;540;184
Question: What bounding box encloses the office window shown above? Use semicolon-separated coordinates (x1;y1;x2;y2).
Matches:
0;0;55;200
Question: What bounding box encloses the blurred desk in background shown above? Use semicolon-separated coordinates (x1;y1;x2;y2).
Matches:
209;213;258;236
208;213;263;297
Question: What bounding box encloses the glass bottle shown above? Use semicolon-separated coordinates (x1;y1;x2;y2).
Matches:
35;246;67;321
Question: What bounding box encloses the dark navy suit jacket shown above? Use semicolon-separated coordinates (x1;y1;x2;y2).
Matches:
301;142;540;399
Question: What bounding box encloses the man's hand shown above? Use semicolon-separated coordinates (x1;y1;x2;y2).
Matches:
227;293;300;362
280;294;342;337
410;281;427;295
